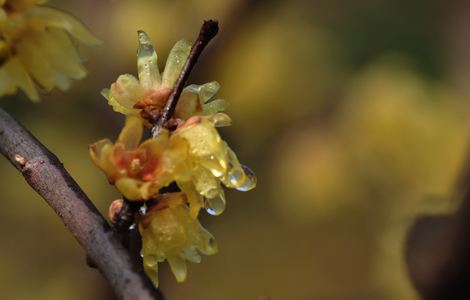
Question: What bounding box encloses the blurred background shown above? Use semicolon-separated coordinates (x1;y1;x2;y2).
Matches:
1;0;470;299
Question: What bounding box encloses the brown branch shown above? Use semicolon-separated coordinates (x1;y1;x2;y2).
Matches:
151;19;219;137
405;140;470;299
0;108;163;300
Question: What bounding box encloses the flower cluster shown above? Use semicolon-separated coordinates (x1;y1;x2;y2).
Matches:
0;0;99;101
101;31;227;123
90;31;256;286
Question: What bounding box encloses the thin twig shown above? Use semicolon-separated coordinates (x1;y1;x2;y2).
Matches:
152;19;219;137
0;108;163;300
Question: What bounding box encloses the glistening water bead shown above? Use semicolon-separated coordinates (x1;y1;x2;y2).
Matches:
235;165;257;192
204;193;226;216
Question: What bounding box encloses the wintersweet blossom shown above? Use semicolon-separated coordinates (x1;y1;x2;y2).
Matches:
172;113;257;216
0;0;100;100
139;192;218;287
89;116;187;201
91;27;257;287
101;31;227;123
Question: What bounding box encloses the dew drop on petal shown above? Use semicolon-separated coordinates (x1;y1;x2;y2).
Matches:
235;165;257;191
204;193;226;216
228;167;245;186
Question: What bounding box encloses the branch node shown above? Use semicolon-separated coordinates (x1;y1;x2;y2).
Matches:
14;154;26;167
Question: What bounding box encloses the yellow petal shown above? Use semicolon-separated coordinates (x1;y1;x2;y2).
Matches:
142;259;159;288
89;139;116;179
193;166;220;198
176;117;222;158
3;57;39;101
203;99;229;116
16;39;55;91
177;182;203;218
209;112;232;127
196;226;218;256
0;67;17;97
29;6;101;46
115;177;153;200
183;81;220;103
167;255;187;283
31;31;87;80
175;92;200;120
137;31;161;89
161;39;191;89
107;74;143;115
117;116;143;149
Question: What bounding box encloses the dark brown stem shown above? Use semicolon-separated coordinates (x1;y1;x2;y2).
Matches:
0;108;163;300
151;19;219;137
406;139;470;299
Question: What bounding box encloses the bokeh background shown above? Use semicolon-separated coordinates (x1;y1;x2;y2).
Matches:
1;0;470;299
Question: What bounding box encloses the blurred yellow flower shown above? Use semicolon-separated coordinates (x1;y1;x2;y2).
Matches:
101;31;227;123
0;0;100;101
139;192;218;287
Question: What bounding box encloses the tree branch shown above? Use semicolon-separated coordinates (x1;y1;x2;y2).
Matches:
0;108;163;300
151;19;219;137
406;140;470;299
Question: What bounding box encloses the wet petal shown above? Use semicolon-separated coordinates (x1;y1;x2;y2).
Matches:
193;167;220;198
175;92;200;120
203;99;229;116
197;226;218;255
107;74;143;115
137;31;161;89
161;39;191;88
183;81;220;103
209;112;232;127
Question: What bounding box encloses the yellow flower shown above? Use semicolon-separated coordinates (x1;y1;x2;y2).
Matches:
172;113;257;216
139;192;218;287
89;116;188;201
101;31;227;123
0;0;100;101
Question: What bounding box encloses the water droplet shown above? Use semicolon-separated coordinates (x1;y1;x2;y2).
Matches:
139;205;147;216
204;187;219;199
228;167;245;186
204;193;226;216
235;165;257;191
